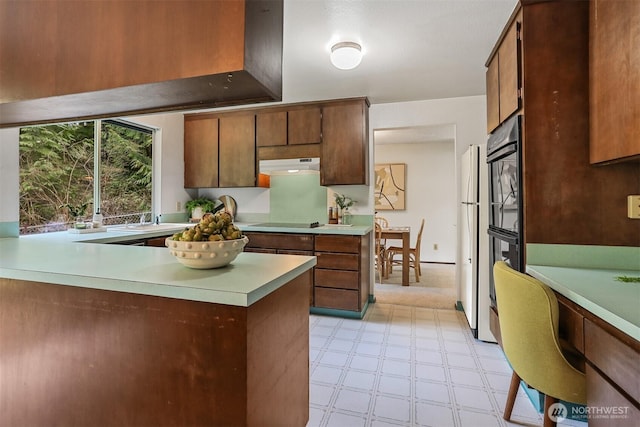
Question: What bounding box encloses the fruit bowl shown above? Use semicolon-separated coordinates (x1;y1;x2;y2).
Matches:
165;235;249;269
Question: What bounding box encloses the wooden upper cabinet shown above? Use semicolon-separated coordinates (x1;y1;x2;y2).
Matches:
256;106;322;147
485;15;521;133
486;57;500;133
288;106;322;145
498;20;520;124
589;0;640;164
184;116;219;188
219;114;256;187
256;111;287;147
321;99;369;186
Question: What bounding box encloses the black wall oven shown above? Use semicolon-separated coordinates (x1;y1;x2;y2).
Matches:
487;115;523;309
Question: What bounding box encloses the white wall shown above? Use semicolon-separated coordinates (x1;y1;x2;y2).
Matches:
375;141;455;263
0;127;20;236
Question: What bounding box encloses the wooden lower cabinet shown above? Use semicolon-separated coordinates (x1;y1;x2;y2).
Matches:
244;231;371;314
555;294;640;424
314;234;370;313
0;274;310;427
244;232;314;304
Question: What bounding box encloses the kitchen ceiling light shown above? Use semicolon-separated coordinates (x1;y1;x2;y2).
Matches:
330;42;362;70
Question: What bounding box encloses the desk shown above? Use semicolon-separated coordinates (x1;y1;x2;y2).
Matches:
381;227;411;286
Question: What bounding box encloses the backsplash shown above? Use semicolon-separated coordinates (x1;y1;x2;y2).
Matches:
269;173;328;223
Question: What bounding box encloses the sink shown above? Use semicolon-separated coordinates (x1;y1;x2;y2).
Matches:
108;223;189;233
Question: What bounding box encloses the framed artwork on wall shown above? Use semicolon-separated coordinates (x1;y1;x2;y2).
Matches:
374;163;406;210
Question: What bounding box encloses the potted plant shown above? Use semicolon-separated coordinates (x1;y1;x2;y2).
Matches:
61;202;91;229
185;197;217;221
333;193;355;224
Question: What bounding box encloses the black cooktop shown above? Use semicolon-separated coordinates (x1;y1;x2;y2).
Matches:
252;222;321;228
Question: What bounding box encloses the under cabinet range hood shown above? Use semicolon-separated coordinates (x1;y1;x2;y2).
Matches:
258;158;320;175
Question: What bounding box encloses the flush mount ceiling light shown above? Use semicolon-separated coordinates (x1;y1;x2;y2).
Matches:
330;41;363;70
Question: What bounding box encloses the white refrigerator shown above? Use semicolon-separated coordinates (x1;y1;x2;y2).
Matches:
460;145;495;342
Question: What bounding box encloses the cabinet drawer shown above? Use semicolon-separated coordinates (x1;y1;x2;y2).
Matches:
244;232;314;251
586;364;640;427
584;318;640;403
315;252;359;271
314;269;359;290
314;287;359;311
315;235;360;253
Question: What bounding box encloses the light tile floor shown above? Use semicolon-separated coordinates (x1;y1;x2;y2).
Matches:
308;303;587;427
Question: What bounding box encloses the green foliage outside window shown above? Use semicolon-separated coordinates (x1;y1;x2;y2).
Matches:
19;121;152;234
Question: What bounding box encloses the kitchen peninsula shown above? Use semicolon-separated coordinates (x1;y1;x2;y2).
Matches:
0;236;315;426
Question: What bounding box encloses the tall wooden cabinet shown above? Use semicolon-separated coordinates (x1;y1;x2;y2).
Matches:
589;0;640;164
486;0;640;248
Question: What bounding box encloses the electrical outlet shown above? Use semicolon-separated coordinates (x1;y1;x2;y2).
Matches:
433;243;438;250
628;195;640;219
176;201;182;211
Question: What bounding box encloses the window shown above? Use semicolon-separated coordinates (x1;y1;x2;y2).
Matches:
19;120;153;234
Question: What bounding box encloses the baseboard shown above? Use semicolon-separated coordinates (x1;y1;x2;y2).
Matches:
420;261;455;265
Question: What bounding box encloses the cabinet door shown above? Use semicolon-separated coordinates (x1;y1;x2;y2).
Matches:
218;114;256;187
288;106;322;145
321;100;368;186
589;0;640;163
256;111;287;147
184;116;219;188
498;19;520;124
486;56;500;133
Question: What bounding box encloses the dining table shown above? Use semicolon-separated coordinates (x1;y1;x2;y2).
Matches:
380;226;411;286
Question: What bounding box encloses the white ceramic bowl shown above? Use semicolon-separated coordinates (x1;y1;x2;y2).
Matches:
165;236;249;269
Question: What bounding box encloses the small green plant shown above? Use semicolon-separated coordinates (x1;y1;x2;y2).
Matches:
185;197;217;217
615;275;640;283
334;193;355;210
61;202;90;218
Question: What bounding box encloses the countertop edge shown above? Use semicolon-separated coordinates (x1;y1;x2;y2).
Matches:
0;238;317;307
527;265;640;342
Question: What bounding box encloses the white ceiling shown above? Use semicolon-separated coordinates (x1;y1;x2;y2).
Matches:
280;0;518;143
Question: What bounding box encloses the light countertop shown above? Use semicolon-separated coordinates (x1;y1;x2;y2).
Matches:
526;244;640;341
1;233;316;307
4;220;366;307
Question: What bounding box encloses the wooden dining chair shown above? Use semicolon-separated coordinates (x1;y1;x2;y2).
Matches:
386;218;425;282
374;216;389;250
374;216;389;228
374;222;386;283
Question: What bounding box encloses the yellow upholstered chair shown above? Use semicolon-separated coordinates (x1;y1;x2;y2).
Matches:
386;218;424;282
493;261;586;427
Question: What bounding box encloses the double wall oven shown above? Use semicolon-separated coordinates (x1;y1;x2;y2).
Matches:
486;115;523;309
